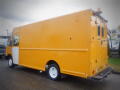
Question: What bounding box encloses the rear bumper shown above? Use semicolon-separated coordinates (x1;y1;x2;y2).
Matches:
89;67;113;80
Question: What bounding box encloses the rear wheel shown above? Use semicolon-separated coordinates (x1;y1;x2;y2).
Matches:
47;64;61;80
8;58;15;68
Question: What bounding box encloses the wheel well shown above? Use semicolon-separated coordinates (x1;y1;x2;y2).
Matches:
47;60;58;65
6;55;12;59
46;60;60;70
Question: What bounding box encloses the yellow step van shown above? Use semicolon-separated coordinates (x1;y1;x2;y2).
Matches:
7;9;112;80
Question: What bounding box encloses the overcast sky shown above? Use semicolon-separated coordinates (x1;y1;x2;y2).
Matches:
0;0;120;35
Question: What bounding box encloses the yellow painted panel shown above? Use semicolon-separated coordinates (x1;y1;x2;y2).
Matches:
9;9;108;78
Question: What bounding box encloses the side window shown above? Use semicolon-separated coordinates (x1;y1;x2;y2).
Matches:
13;36;19;46
7;39;12;46
102;27;104;37
98;25;100;36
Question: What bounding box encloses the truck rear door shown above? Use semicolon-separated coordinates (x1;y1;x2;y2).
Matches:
96;23;108;72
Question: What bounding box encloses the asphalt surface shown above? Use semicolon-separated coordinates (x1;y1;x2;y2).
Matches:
0;59;120;90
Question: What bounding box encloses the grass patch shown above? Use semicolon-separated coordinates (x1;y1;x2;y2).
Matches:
109;58;120;65
109;58;120;72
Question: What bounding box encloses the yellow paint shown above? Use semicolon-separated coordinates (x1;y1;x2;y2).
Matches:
7;9;108;78
6;37;12;56
6;46;12;56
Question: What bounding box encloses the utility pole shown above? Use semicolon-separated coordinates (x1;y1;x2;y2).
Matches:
6;29;9;36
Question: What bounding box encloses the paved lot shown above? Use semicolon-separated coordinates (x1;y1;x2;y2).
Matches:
0;59;120;90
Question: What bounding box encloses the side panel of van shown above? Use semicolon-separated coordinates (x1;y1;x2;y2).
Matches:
11;10;109;78
17;10;92;78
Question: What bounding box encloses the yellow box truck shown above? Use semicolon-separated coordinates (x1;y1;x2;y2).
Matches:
7;9;112;80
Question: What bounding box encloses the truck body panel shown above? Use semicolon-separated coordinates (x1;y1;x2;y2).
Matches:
8;9;109;78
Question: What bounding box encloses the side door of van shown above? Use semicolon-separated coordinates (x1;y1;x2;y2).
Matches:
12;35;19;64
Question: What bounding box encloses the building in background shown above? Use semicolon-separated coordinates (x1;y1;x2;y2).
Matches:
109;29;120;51
0;30;10;46
0;36;10;46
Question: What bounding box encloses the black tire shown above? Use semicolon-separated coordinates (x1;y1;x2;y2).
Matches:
8;58;15;68
47;64;61;80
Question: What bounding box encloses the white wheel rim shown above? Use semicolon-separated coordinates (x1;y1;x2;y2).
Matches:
49;67;58;78
9;59;13;66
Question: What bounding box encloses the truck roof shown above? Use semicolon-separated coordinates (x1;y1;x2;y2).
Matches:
14;9;92;29
13;9;107;33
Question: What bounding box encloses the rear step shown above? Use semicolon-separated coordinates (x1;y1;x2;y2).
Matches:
89;67;113;80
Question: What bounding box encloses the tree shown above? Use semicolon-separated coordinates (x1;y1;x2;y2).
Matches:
118;26;120;56
118;25;120;31
119;42;120;56
118;25;120;29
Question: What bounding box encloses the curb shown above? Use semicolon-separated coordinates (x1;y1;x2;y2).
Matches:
112;70;120;74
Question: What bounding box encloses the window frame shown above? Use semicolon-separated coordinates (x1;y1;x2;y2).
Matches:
102;27;104;37
98;25;100;36
12;35;19;46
